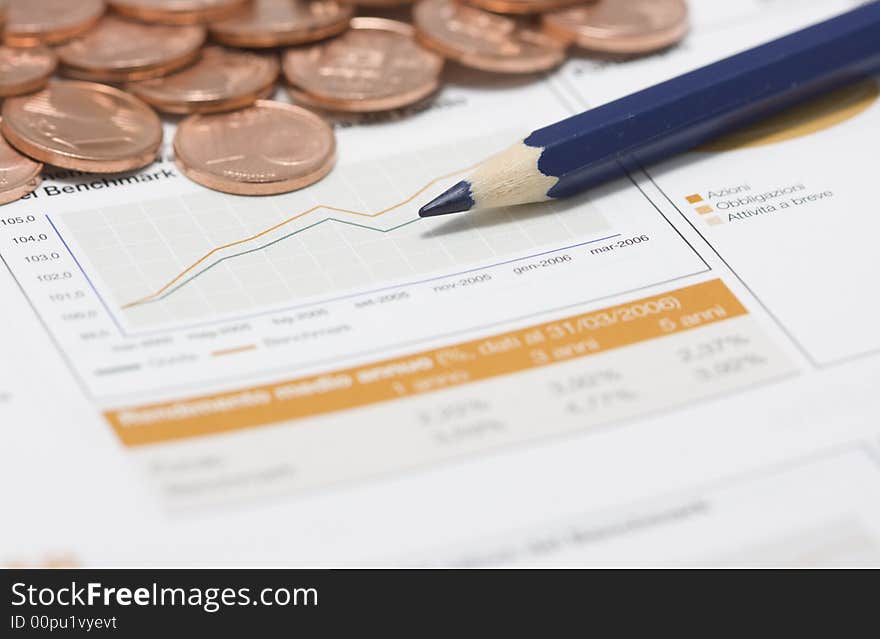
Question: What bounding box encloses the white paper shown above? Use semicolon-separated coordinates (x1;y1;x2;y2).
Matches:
2;0;879;566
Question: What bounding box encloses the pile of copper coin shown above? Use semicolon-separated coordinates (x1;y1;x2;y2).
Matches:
0;0;689;204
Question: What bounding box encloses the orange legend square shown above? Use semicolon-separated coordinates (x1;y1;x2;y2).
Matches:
686;194;703;204
695;205;713;214
707;216;724;226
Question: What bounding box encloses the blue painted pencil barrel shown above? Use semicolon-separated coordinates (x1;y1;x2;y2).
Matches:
528;2;880;199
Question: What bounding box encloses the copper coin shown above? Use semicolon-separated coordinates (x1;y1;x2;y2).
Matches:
414;0;566;74
355;0;413;6
4;0;105;46
465;0;587;15
0;45;57;97
1;80;163;173
282;17;442;113
209;0;353;48
109;0;249;24
174;100;336;195
543;0;689;54
0;118;42;205
286;85;439;127
56;16;206;83
128;46;279;113
286;78;439;116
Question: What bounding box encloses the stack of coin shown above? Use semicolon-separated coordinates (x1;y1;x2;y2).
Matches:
208;0;354;48
128;46;280;113
413;0;689;73
413;0;566;74
283;17;444;113
3;0;105;46
0;45;57;96
109;0;250;25
466;0;585;15
0;117;42;206
174;100;336;195
543;0;690;54
1;81;164;173
56;15;206;82
0;0;692;205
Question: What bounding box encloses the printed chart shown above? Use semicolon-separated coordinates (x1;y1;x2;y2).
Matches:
56;133;610;330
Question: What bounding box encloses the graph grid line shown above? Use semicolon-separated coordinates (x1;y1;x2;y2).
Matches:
121;165;476;309
136;217;424;307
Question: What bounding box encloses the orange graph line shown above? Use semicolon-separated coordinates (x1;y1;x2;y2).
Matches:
121;165;474;309
212;344;257;357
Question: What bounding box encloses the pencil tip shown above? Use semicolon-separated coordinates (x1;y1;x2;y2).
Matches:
419;180;475;217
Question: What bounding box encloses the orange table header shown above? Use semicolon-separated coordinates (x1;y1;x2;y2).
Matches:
106;279;747;447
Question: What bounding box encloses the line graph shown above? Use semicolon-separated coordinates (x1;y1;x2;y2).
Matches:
121;165;474;309
56;134;612;329
128;216;423;308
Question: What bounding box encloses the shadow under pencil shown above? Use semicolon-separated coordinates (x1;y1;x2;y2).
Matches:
418;174;636;239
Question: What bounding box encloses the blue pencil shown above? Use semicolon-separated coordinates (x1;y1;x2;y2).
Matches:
419;2;880;217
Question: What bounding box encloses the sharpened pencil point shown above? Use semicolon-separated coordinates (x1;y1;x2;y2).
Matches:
419;180;475;217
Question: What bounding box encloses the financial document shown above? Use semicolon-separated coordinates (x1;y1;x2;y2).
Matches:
3;0;880;566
